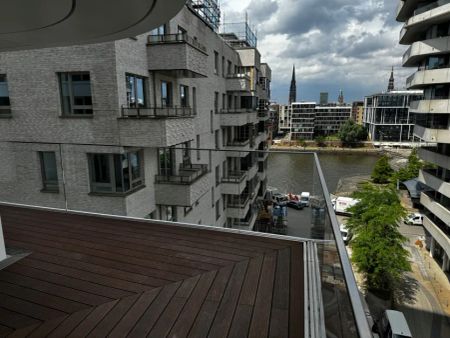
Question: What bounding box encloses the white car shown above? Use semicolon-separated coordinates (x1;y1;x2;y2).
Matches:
404;213;423;226
340;224;352;244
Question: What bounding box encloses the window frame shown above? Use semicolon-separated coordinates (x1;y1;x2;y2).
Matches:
58;72;93;116
161;80;173;107
0;74;11;115
39;151;59;193
126;73;147;108
180;84;189;107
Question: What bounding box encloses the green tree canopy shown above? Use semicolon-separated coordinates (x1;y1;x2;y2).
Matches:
347;184;410;297
338;119;368;145
371;155;394;184
394;148;423;183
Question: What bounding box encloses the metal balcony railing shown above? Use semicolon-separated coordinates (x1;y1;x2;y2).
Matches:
156;164;208;185
147;33;207;53
121;106;194;118
227;194;250;208
226;73;250;80
226;139;251;147
222;171;247;183
219;108;251;114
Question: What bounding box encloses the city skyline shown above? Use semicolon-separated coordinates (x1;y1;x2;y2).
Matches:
221;0;411;104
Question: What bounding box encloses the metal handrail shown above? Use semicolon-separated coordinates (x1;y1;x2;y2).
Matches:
121;105;194;118
147;33;207;53
219;108;250;114
222;171;247;183
156;164;208;185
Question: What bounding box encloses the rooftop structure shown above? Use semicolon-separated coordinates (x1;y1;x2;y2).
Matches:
320;92;329;105
188;0;221;32
220;14;257;48
388;66;395;92
0;0;186;52
289;66;297;105
397;0;450;273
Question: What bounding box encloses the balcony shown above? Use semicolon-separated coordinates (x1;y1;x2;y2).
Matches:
219;108;257;126
226;194;251;219
257;109;269;121
155;164;209;206
225;138;255;156
403;36;450;67
410;99;450;113
421;191;450;226
229;210;258;230
419;147;450;169
419;168;450;197
221;171;248;194
117;106;194;147
423;215;450;257
397;0;421;22
414;124;450;143
400;3;450;44
226;74;252;92
406;67;450;89
147;34;208;78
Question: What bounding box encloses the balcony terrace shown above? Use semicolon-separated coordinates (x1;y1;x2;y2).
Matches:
147;33;208;78
219;108;257;126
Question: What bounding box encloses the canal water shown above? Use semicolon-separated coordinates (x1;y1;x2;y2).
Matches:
266;152;380;238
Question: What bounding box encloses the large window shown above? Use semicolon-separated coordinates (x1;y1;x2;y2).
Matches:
159;148;174;177
89;151;144;194
126;74;146;108
214;51;219;74
160;205;176;222
161;81;173;107
180;85;189;107
59;72;93;115
39;152;59;192
0;74;10;115
150;24;166;35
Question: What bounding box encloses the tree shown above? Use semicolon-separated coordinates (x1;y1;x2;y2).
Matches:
338;119;368;146
371;155;394;184
315;135;326;147
347;184;410;298
394;148;423;183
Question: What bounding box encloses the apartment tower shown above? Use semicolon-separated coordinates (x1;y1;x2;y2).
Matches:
0;1;271;230
397;0;450;272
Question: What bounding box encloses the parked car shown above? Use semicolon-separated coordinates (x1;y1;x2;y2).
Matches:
300;192;310;207
272;193;288;206
373;310;412;338
287;200;304;210
404;213;423;226
340;224;352;245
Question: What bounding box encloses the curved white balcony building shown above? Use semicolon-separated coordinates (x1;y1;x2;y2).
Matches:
0;0;185;51
400;0;450;272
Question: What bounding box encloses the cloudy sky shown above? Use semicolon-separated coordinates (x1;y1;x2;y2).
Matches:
221;0;411;104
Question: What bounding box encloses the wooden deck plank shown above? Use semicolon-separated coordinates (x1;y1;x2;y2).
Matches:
187;265;234;338
289;244;304;338
46;308;92;338
0;271;112;306
168;270;217;337
66;300;118;338
108;288;161;338
0;280;88;314
26;316;68;338
6;228;203;279
147;276;200;338
0;293;66;321
227;256;264;338
5;240;169;287
86;294;140;337
0;307;41;330
5;264;133;300
248;252;277;338
127;281;181;338
6;222;226;271
5;323;38;338
0;324;13;337
269;247;291;338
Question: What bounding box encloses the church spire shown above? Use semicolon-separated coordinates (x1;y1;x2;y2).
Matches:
289;65;297;104
388;66;394;92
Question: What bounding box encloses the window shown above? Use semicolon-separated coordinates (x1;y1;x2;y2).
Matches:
159;148;174;177
180;85;189;107
59;72;93;115
222;93;226;109
178;26;187;37
214;92;219;113
161;81;173;107
0;74;11;115
89;151;144;194
126;74;146;108
160;205;177;222
150;24;166;35
214;51;219;74
192;87;197;114
222;56;225;77
39;152;58;192
215;165;220;186
216;200;221;220
212;187;215;207
196;135;201;160
215;130;220;149
227;60;232;76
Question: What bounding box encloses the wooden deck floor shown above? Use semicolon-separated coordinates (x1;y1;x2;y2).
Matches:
0;205;304;337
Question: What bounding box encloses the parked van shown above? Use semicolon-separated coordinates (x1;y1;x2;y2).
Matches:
374;310;412;338
300;192;310;207
404;213;423;226
332;196;359;215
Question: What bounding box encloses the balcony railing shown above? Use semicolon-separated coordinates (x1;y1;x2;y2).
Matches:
219;108;251;114
227;139;251;147
222;171;247;183
227;194;250;208
226;73;250;80
156;164;208;185
121;106;194;118
147;33;207;53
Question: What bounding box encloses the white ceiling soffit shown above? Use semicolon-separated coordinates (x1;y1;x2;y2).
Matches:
0;0;186;51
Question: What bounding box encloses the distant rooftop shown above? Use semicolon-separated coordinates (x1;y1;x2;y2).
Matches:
220;20;257;48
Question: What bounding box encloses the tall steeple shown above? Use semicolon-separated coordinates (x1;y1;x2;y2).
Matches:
338;89;344;106
289;65;297;104
388;66;395;92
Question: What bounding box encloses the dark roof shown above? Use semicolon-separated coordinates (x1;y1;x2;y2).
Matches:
0;205;304;337
402;178;430;199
